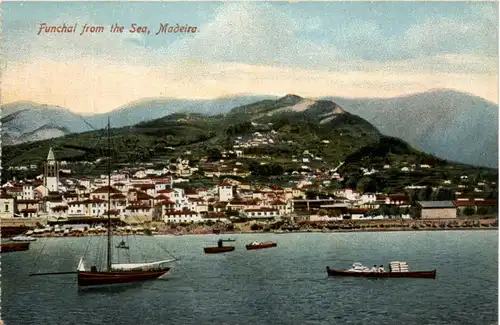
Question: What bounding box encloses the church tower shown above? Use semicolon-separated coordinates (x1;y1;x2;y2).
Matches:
44;147;59;192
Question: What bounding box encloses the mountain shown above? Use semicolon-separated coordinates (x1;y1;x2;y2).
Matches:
88;95;277;129
0;101;94;145
2;89;497;168
322;89;498;168
1;94;436;170
0;95;276;145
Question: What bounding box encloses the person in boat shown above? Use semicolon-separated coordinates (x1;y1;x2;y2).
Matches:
370;265;378;272
217;239;223;248
378;265;385;272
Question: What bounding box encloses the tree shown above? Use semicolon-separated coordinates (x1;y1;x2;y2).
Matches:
418;186;433;201
477;207;489;215
379;205;391;216
250;223;263;231
357;176;377;193
463;206;475;216
390;205;401;217
207;148;222;161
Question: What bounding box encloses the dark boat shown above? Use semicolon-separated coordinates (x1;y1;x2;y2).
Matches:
77;265;172;286
0;241;30;253
326;261;436;279
204;238;235;254
1;226;32;238
245;241;277;250
204;246;235;254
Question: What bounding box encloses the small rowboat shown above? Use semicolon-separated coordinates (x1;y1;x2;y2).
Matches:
326;267;436;279
326;261;437;279
245;241;277;250
204;238;236;254
204;246;235;254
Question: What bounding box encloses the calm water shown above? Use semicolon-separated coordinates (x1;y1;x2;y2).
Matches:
2;231;498;325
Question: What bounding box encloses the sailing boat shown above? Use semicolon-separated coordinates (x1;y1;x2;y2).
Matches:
76;117;176;287
31;117;178;287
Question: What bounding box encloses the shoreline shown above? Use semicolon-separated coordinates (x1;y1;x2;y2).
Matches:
23;226;498;238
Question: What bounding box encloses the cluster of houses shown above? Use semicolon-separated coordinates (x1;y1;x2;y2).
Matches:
0;148;497;226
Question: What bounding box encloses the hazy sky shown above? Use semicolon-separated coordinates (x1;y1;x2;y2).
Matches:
2;1;498;114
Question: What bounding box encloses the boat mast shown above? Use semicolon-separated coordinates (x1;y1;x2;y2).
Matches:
106;117;112;272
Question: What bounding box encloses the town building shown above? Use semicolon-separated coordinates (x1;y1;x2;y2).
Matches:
416;201;457;219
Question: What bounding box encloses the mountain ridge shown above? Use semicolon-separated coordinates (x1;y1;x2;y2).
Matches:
1;89;497;168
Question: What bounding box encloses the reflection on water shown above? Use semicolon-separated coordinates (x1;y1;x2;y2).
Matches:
77;282;146;295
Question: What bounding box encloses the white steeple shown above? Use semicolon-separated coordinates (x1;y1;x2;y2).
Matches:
47;147;55;161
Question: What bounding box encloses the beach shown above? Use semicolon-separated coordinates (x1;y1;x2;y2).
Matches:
24;217;498;238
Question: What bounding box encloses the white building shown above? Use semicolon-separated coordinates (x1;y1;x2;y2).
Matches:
0;194;15;218
218;182;234;202
44;147;59;192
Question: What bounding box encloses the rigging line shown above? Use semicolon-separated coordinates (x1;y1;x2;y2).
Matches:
81;231;94;260
78;115;98;132
30;236;50;274
132;233;146;263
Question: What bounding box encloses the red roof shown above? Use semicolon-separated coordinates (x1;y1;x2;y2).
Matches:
136;191;153;200
188;198;205;203
92;186;121;194
125;205;151;210
155;200;176;206
454;199;498;207
52;205;68;211
133;183;155;189
202;212;226;218
19;208;37;213
244;208;277;212
164;210;198;215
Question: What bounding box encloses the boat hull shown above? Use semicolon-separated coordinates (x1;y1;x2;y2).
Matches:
1;226;31;238
77;268;170;287
0;241;30;253
204;246;235;254
246;243;277;250
326;267;436;279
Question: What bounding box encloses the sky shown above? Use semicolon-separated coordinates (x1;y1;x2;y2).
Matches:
1;1;498;114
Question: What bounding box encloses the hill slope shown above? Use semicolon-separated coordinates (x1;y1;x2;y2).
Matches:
1;95;440;172
0;101;93;145
0;95;276;145
323;89;499;168
2;90;497;168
